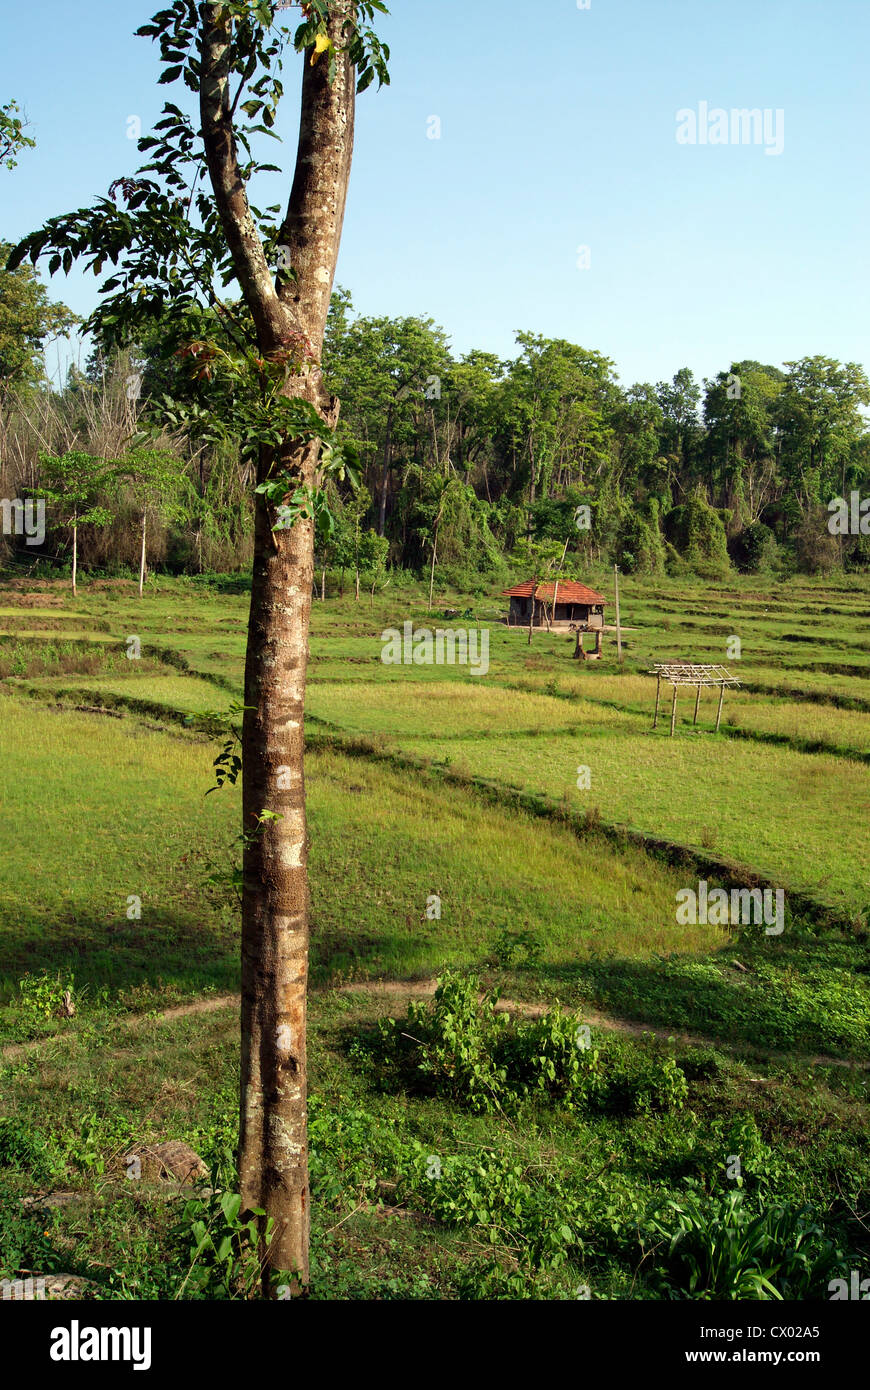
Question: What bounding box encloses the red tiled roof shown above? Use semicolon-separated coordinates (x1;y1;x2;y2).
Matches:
501;580;607;605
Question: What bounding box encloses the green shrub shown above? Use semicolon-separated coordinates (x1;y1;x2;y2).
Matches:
664;494;731;576
419;1148;584;1269
368;972;687;1117
716;1116;781;1193
497;1010;603;1106
17;969;77;1024
453;1259;541;1300
677;1046;727;1081
0;1206;67;1281
730;522;778;573
394;972;509;1113
491;926;542;969
845;534;870;572
613;510;666;575
0;1117;52;1180
794;507;841;576
600;1037;689;1115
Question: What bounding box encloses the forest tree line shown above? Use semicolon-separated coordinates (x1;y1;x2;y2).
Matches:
2;251;869;590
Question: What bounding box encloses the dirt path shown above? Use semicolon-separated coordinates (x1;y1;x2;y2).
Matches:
3;980;865;1073
333;980;868;1071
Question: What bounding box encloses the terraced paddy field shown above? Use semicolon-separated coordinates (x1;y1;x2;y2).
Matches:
0;571;867;1301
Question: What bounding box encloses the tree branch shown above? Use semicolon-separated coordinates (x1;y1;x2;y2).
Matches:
199;2;289;351
277;1;357;359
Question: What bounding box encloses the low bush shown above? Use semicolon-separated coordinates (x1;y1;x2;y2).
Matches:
0;1116;53;1181
367;971;688;1117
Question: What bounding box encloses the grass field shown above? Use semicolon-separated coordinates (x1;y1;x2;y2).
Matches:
1;569;867;1300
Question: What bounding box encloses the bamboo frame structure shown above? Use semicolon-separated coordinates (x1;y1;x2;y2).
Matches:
650;664;740;736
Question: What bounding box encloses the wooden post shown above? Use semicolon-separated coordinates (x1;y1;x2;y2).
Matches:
614;565;622;662
653;674;661;728
693;682;701;724
716;681;725;731
670;683;678;737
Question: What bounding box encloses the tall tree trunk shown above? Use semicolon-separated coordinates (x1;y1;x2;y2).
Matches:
239;458;315;1287
200;0;356;1292
138;510;147;599
377;402;393;537
428;529;438;613
71;517;77;598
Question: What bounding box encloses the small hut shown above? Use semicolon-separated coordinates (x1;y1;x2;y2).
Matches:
502;579;607;657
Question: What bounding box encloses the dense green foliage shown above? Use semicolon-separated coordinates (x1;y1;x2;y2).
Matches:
0;241;77;408
3;322;868;586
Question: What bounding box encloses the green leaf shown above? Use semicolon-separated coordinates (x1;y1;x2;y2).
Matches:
220;1191;242;1224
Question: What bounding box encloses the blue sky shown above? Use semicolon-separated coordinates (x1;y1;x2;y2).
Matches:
2;0;868;391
